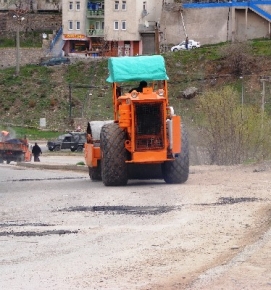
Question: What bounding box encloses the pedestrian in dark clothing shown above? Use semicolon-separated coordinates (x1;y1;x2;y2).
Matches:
129;80;148;93
185;36;189;50
32;142;42;162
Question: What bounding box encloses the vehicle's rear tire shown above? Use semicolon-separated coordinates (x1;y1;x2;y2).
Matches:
17;154;24;162
100;123;128;186
162;124;189;184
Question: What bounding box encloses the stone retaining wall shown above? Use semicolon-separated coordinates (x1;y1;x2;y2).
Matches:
0;48;45;69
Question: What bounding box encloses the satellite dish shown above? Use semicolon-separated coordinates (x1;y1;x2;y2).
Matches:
42;33;47;39
145;20;149;28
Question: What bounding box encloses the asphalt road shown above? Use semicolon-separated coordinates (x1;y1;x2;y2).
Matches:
0;162;271;289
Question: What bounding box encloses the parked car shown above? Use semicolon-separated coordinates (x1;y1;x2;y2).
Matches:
40;57;70;66
47;132;86;152
171;39;201;52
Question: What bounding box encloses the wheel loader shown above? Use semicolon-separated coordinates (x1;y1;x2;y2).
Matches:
84;55;189;186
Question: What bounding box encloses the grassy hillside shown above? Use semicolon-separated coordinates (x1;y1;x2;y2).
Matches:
1;38;271;133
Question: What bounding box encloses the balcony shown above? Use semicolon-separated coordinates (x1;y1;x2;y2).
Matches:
87;9;104;18
87;29;104;37
138;24;156;33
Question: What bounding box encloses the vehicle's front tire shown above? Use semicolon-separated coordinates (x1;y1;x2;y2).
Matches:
76;145;83;152
100;123;128;186
173;48;178;52
54;145;60;151
162;124;189;184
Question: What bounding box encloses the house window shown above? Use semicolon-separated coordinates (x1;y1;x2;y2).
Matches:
101;21;104;29
121;21;126;30
76;21;80;30
122;1;126;10
69;21;73;30
114;1;119;10
69;1;73;10
114;21;119;30
76;1;80;10
143;1;147;11
95;21;100;29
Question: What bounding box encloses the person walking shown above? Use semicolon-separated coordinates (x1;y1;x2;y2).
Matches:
32;142;42;162
185;36;189;50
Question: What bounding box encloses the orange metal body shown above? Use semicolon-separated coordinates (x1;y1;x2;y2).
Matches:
85;80;182;168
0;139;32;162
84;142;101;167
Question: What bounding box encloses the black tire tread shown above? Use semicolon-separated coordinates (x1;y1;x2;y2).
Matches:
100;123;128;186
162;124;189;184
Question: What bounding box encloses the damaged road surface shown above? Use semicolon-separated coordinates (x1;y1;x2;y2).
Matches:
0;164;271;289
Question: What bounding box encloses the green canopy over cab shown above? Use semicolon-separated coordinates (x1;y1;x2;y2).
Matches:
106;55;169;83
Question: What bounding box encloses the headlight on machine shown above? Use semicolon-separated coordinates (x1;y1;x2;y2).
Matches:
158;89;164;96
131;91;139;98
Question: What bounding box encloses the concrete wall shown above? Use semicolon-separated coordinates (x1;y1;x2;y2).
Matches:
160;4;271;46
0;48;45;69
0;12;62;35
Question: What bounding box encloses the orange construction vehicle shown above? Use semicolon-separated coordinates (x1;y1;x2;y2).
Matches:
84;55;189;186
0;136;32;163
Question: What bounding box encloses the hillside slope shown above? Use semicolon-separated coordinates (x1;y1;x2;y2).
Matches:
0;40;271;132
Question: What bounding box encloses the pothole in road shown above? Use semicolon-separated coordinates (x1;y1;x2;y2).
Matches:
199;197;263;206
0;230;78;237
63;197;264;215
5;177;86;182
0;222;53;227
63;205;177;215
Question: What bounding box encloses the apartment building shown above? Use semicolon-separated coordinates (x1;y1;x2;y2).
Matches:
62;0;163;57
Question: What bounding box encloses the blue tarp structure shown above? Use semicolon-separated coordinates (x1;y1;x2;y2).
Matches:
106;55;169;83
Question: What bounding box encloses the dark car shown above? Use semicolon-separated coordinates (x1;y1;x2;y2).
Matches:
40;57;70;66
47;132;86;152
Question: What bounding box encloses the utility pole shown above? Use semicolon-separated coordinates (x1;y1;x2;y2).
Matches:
13;11;26;76
155;25;160;54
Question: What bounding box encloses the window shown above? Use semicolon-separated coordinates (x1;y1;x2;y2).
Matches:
76;21;80;30
114;21;119;30
101;21;104;30
114;1;119;10
69;1;73;10
76;1;80;10
143;1;147;11
121;21;126;30
95;21;100;29
122;0;126;10
68;21;73;30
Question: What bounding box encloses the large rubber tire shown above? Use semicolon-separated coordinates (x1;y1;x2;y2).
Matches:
55;145;60;151
89;160;102;181
162;124;189;184
100;123;128;186
17;154;24;162
76;145;83;152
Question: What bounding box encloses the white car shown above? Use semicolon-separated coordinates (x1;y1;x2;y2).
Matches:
171;39;201;52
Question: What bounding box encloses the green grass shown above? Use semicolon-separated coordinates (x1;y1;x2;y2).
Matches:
0;31;52;48
0;38;271;134
0;126;62;140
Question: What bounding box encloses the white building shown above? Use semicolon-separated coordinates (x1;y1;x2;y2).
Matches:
62;0;163;56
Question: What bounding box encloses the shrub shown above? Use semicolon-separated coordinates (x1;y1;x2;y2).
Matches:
219;42;255;76
196;86;271;165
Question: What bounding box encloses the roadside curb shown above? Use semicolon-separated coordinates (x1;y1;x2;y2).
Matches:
17;162;89;172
